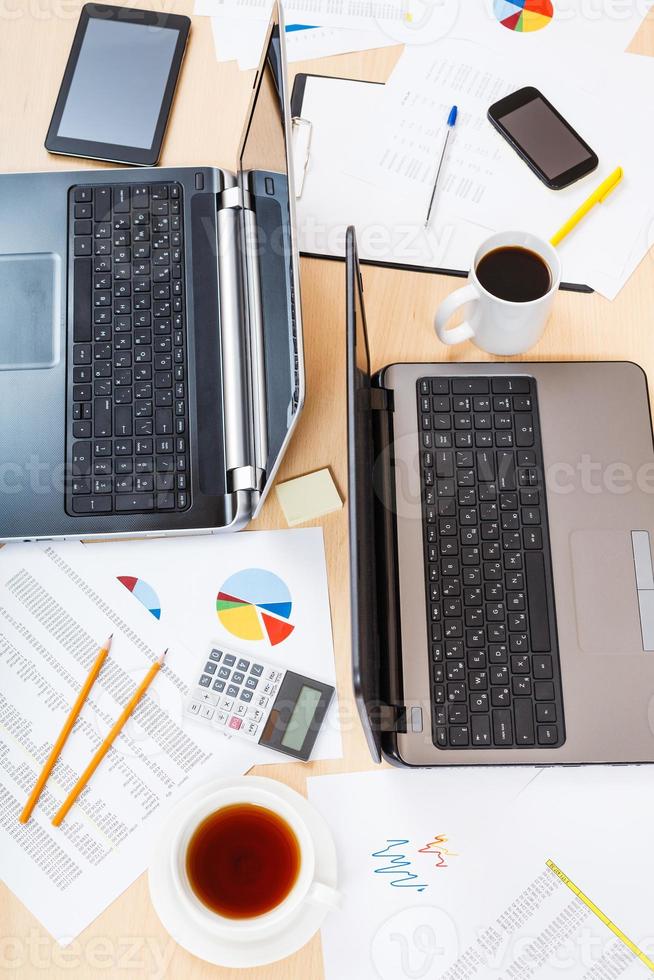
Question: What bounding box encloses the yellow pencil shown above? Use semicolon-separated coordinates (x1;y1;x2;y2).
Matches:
51;650;166;827
550;166;623;247
19;635;113;824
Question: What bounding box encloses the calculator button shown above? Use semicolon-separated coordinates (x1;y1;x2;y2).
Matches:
200;705;214;720
204;662;217;675
221;696;234;711
228;716;242;731
199;690;216;705
235;703;248;716
240;690;253;702
199;674;212;688
232;671;245;685
245;676;258;689
255;695;269;709
227;684;239;697
224;654;236;666
212;679;225;692
237;658;250;671
250;664;264;677
263;681;276;695
247;707;264;722
188;700;201;715
214;710;228;726
265;668;277;681
209;649;222;662
218;666;230;679
244;721;259;737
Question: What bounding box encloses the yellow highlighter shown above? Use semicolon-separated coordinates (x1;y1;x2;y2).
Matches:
550;166;623;247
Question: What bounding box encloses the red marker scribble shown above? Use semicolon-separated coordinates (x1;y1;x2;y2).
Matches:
418;834;458;869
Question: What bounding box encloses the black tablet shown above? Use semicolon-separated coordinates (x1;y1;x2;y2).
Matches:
45;4;190;166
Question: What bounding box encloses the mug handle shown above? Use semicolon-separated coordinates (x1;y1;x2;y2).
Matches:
307;881;341;911
434;284;479;346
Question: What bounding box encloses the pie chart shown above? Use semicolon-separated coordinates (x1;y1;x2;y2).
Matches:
216;568;295;646
117;576;161;620
493;0;554;32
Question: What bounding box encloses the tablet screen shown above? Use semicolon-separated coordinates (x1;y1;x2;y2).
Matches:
57;19;179;150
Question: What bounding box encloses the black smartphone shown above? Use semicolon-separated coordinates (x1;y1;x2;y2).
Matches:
487;86;598;190
45;4;190;166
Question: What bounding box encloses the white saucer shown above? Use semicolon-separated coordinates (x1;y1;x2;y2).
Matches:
148;776;338;968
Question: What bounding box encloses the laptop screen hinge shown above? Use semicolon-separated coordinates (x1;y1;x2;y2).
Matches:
228;464;263;494
370;387;394;412
215;184;267;497
375;703;407;733
217;186;254;212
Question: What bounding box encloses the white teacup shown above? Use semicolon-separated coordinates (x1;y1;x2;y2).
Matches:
434;230;561;356
170;777;340;942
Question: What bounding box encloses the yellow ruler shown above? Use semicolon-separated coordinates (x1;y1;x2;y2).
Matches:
546;859;654;973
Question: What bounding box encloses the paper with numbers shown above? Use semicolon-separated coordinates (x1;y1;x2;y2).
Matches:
308;767;654;978
0;541;255;943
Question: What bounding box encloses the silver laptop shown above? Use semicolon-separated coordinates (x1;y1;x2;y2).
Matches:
347;225;654;766
0;4;304;541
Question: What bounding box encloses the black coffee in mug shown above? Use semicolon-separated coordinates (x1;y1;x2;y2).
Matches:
476;246;552;303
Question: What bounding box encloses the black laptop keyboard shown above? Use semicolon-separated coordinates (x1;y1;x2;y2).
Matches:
66;182;190;516
417;376;565;750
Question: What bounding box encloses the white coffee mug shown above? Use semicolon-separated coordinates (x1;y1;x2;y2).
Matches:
434;231;561;356
170;777;340;942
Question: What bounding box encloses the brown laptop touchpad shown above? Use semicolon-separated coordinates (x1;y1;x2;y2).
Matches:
570;530;643;655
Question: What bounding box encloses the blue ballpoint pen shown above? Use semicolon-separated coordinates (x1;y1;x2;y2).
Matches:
424;105;458;228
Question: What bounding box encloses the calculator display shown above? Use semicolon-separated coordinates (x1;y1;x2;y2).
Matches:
281;686;322;751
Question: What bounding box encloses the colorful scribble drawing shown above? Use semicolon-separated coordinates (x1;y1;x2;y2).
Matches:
371;840;430;892
418;834;458;869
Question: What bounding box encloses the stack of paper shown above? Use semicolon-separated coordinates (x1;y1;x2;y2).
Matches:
293;0;654;298
0;530;340;942
195;0;402;69
308;766;654;979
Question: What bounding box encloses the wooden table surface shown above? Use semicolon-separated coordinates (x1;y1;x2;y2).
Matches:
1;3;653;977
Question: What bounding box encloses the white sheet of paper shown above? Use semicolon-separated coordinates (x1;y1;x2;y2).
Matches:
308;766;654;979
80;529;342;764
210;14;396;68
0;541;255;944
196;0;418;29
453;0;652;58
198;0;651;49
297;74;505;275
296;41;654;297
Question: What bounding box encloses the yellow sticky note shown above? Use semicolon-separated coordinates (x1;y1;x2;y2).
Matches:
276;468;343;526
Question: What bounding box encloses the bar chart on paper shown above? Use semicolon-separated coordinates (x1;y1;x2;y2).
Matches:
216;568;295;646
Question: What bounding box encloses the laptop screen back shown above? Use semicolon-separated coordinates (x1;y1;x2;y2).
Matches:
346;228;383;763
238;10;303;506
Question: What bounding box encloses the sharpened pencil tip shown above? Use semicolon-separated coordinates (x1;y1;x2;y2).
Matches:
158;649;168;666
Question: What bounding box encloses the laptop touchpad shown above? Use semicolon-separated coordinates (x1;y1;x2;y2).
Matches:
0;253;60;370
570;530;644;654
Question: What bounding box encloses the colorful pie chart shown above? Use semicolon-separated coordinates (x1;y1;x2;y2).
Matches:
493;0;554;32
216;569;295;646
117;576;162;620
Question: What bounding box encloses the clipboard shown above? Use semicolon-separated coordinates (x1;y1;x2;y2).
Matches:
291;73;592;294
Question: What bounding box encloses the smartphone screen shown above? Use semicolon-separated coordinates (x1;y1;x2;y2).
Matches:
488;87;598;189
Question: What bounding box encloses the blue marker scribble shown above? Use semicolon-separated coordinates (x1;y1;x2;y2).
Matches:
371;840;429;892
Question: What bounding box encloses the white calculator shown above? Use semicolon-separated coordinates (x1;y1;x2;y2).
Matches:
185;645;335;761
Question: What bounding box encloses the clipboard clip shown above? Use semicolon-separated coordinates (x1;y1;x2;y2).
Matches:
291;116;312;199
